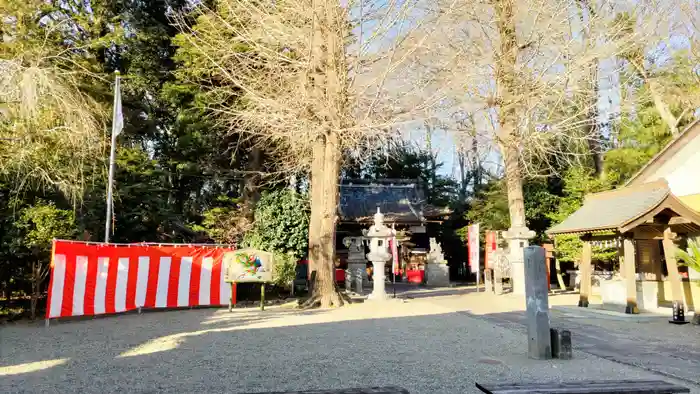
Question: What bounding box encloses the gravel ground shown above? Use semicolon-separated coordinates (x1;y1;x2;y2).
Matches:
1;295;697;394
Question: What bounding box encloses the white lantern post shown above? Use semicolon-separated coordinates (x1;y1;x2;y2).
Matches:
363;207;392;301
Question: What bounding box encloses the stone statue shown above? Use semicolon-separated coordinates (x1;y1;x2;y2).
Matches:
425;237;449;286
427;237;446;265
429;238;442;255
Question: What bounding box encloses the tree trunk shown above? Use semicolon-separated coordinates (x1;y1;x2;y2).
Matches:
494;0;526;230
303;0;348;308
471;136;481;194
585;58;604;179
457;148;468;201
425;121;437;192
502;142;526;229
308;136;325;279
318;131;343;307
648;79;679;136
239;145;263;230
30;261;41;320
577;1;604;178
628;58;679;136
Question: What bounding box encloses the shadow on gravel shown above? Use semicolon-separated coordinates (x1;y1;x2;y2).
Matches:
465;309;700;387
396;288;479;300
3;303;699;393
0;307;325;368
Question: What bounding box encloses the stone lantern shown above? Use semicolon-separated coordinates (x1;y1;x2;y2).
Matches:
362;207;393;301
342;236;367;294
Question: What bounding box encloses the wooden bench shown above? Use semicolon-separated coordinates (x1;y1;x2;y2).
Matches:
240;387;409;394
476;380;690;394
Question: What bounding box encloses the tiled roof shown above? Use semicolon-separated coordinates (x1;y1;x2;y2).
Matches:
547;181;671;235
338;180;427;223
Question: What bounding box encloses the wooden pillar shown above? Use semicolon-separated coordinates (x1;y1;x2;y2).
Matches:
553;238;567;290
623;237;638;314
662;228;684;309
579;235;592;307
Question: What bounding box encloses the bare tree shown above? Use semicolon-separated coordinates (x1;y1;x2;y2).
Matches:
575;0;603;178
388;0;682;292
174;0;444;307
612;1;700;136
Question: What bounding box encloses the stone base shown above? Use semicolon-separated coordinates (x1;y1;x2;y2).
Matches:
502;226;535;296
347;262;367;294
425;263;450;287
366;291;389;301
511;261;525;295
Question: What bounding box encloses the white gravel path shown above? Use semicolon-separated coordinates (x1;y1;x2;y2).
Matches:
0;296;696;394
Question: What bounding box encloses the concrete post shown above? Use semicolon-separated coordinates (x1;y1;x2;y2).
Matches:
494;267;503;295
484;269;494;294
524;246;552;360
550;328;560;358
559;330;572;360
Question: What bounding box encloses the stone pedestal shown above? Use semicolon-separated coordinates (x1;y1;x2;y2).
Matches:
425;263;450;287
343;236;367;294
425;238;449;287
484;268;494;294
502;226;535;296
367;260;388;300
347;263;367;293
494;267;503;295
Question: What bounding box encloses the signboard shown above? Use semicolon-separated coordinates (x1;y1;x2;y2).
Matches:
223;248;274;283
409;225;426;234
468;224;480;274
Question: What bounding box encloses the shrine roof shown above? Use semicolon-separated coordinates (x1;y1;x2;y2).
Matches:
546;180;700;236
338;179;447;223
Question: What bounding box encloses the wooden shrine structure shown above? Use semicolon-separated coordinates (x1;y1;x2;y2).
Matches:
547;180;700;314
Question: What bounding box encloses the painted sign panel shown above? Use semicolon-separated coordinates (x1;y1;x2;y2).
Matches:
223;248;273;283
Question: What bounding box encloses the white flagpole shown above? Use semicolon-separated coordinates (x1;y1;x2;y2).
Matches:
105;71;123;243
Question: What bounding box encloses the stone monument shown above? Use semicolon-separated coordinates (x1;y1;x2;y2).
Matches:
425;238;450;287
343;236;367;294
363;208;392;301
524;246;552;359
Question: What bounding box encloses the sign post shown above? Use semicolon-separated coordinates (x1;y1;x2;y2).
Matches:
468;224;480;290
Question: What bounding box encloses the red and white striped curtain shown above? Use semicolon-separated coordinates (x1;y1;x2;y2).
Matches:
46;240;235;319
